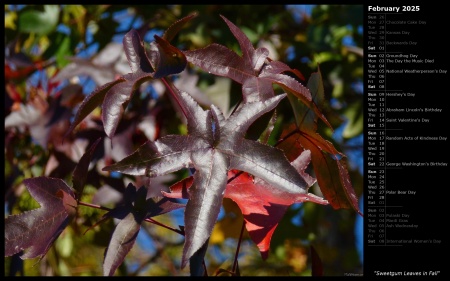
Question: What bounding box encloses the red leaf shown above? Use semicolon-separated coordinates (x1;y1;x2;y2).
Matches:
279;124;363;216
164;150;328;260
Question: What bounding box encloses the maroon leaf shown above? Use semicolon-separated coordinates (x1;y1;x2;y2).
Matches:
64;78;125;139
152;35;187;78
162;13;198;42
280;68;362;216
103;211;142;276
104;87;311;268
72;137;102;200
98;183;184;276
183;15;331;129
219;15;268;73
279;125;362;216
164;150;328;260
67;28;187;139
122;29;154;74
5;177;77;259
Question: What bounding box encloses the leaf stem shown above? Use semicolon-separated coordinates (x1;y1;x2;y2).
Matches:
232;220;246;273
77;201;185;235
161;77;189;119
274;128;300;147
78;201;112;211
145;217;185;236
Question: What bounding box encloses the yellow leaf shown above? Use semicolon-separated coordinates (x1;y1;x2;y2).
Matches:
5;12;17;29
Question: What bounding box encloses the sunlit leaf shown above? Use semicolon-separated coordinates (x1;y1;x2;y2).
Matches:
104;87;311;268
184;15;331;129
5;177;77;259
164;150;327;260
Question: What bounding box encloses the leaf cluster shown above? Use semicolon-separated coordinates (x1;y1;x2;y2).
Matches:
5;9;362;276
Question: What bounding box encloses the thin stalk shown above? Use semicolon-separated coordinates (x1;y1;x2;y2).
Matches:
77;201;184;235
161;77;189;119
274;127;300;147
232;220;246;274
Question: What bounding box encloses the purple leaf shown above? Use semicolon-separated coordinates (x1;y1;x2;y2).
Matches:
165;150;327;260
183;43;250;85
184;15;332;128
65;78;124;138
152;35;187;78
122;29;153;74
182;150;229;269
103;135;194;177
104;89;312;268
5;177;77;259
103;211;142;276
162;13;198;42
219;14;268;72
72;137;102;200
101;73;147;138
67;28;188;139
98;183;185;276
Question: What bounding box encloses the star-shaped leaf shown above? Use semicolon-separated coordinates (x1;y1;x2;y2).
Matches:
5;136;101;260
183;15;331;129
4;177;77;260
65;17;192;139
163;150;328;260
103;87;311;268
93;183;185;276
281;68;362;216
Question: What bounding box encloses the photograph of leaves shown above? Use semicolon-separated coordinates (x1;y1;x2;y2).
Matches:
5;5;364;276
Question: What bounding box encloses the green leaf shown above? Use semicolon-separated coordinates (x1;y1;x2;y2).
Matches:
18;5;60;35
342;101;363;139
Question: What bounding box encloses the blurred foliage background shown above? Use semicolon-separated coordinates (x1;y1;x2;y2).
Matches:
4;4;364;276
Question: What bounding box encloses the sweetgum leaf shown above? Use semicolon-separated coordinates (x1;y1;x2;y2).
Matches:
72;137;102;200
288;66;325;133
162;13;198;42
164;150;327;260
104;89;312;268
99;183;184;276
281;67;362;215
123;29;154;74
66;28;187;139
219;14;268;72
189;238;209;276
5;177;77;259
103;211;142;276
279;124;362;216
183;15;331;129
183;149;229;268
64;78;124;139
152;35;187;78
